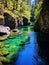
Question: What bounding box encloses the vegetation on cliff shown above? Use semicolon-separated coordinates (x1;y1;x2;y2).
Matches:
34;0;43;22
34;0;49;33
0;0;32;22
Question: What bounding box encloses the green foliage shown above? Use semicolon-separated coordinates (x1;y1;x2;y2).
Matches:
17;0;32;21
7;0;13;10
34;0;43;22
0;0;32;22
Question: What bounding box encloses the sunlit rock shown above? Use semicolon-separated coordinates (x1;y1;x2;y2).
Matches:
0;25;10;40
0;25;10;34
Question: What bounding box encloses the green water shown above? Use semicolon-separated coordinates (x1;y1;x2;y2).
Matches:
18;25;34;32
0;25;34;64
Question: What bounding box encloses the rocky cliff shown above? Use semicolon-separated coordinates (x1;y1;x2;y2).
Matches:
34;0;49;34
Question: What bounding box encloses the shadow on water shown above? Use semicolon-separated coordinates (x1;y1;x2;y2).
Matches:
37;32;49;65
15;32;46;65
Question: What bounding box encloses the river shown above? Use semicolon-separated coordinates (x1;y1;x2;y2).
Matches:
15;26;46;65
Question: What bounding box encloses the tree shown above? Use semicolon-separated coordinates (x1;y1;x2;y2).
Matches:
0;0;32;24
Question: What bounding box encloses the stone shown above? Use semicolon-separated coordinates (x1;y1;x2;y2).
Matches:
12;29;19;33
0;25;10;34
0;25;10;40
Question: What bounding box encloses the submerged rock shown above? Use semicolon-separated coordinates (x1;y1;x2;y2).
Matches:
12;29;19;33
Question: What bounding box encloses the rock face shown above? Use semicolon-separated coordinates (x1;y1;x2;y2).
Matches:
34;0;49;64
34;0;49;34
4;13;16;29
23;17;28;26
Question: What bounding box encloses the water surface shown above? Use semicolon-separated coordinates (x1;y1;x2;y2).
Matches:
15;32;45;65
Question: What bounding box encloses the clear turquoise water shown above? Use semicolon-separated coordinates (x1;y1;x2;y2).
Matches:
15;26;45;65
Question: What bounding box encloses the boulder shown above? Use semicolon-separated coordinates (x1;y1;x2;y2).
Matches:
0;25;10;35
0;25;10;40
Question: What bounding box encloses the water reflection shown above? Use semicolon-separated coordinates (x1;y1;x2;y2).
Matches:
15;32;46;65
18;26;34;32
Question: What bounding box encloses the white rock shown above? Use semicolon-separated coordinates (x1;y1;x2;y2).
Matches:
0;25;10;34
